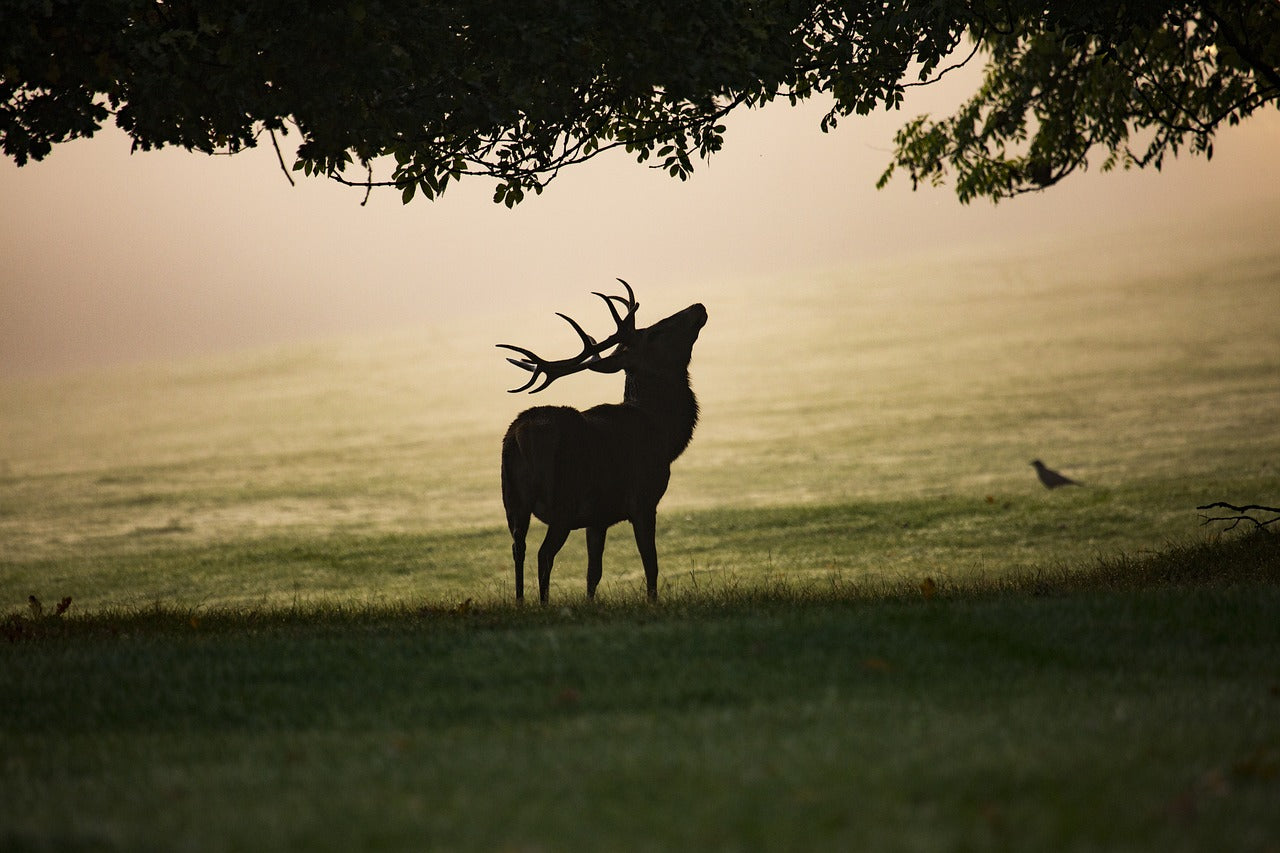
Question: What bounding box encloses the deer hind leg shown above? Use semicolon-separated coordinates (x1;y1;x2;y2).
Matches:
537;524;571;605
586;526;607;599
504;489;530;601
509;520;528;602
632;510;660;602
501;463;531;602
499;432;529;596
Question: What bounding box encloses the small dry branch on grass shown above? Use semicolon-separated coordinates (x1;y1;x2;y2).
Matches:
1197;502;1280;531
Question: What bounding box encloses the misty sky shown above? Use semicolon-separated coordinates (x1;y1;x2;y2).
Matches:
2;71;1278;377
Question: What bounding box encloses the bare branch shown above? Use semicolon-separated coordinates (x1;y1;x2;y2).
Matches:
269;128;295;187
1197;502;1280;530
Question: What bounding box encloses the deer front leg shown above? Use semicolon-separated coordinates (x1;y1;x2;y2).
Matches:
586;525;607;599
537;524;571;605
631;511;660;602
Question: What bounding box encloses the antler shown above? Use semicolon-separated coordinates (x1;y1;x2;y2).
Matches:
497;279;639;393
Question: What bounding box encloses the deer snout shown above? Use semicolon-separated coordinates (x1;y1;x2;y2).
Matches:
684;303;708;328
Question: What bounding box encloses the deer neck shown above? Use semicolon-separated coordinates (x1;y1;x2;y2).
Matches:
623;369;700;461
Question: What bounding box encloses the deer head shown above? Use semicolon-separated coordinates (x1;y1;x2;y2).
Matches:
498;278;704;394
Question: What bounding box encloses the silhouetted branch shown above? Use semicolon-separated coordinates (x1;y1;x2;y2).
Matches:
1197;502;1280;530
269;129;295;187
902;37;983;89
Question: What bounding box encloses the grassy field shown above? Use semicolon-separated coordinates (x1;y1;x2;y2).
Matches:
2;537;1278;852
2;222;1279;850
3;225;1278;607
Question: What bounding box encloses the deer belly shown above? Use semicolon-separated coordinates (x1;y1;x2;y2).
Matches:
531;488;630;529
532;464;669;530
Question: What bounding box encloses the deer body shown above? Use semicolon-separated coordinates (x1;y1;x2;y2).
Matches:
499;285;705;603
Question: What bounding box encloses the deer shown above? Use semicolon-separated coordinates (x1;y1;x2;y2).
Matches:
498;279;707;604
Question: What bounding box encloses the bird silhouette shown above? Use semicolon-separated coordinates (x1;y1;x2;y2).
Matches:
1031;459;1081;489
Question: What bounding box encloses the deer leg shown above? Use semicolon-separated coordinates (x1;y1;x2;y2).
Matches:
511;535;526;602
537;524;571;605
501;437;532;602
506;506;531;602
631;511;660;602
586;526;607;599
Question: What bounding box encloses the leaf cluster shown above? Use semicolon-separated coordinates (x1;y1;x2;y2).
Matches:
0;0;968;203
880;1;1280;202
2;1;1276;204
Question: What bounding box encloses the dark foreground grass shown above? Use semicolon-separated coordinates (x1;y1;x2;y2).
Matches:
2;532;1279;852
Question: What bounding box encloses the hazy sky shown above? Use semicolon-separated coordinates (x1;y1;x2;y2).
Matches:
2;71;1278;377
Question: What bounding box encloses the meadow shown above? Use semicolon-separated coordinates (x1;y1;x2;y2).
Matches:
2;218;1278;850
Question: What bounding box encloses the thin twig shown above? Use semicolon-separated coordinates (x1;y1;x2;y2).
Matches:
269;128;295;187
902;38;983;89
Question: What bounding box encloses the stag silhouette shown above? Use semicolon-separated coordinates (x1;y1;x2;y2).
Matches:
498;280;707;603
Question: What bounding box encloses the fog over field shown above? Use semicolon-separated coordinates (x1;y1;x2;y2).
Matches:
2;75;1278;377
3;211;1276;588
3;77;1278;596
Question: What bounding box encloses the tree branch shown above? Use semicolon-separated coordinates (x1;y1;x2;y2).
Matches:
1197;502;1280;530
902;37;982;89
269;128;295;187
1200;5;1280;95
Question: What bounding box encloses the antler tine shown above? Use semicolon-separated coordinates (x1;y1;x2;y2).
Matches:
497;278;641;393
496;343;538;366
556;312;600;356
512;371;546;394
495;344;545;393
524;371;556;393
503;367;543;393
592;278;639;330
615;277;637;308
494;310;606;393
593;292;624;326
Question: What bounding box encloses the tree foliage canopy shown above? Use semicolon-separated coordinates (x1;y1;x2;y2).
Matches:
3;1;1277;205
